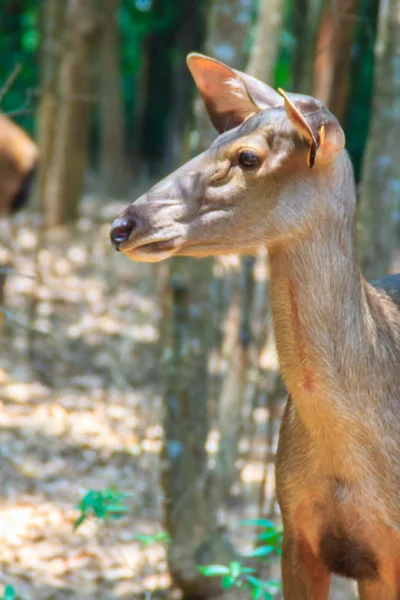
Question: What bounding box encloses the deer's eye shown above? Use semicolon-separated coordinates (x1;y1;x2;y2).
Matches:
238;150;260;169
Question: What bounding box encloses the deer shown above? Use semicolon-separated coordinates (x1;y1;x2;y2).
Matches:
110;54;400;599
0;113;38;217
0;114;38;311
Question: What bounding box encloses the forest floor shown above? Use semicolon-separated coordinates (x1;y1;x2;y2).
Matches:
0;198;357;600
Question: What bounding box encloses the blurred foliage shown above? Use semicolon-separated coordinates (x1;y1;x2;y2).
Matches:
119;0;177;148
344;0;379;181
134;531;171;546
0;586;16;600
74;487;131;530
275;0;378;181
199;519;283;599
0;0;39;134
0;0;378;178
274;0;297;91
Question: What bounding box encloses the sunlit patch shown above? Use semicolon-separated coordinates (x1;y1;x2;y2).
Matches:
16;227;37;250
0;505;34;545
2;382;49;404
206;429;220;454
241;462;265;483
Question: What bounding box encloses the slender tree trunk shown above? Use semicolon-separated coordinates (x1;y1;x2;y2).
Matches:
292;0;309;91
295;0;325;94
247;0;284;83
99;0;126;197
358;0;400;279
162;2;254;597
165;0;206;171
36;0;65;211
313;0;359;123
214;259;253;499
163;263;236;600
139;0;176;173
43;0;100;227
191;0;252;153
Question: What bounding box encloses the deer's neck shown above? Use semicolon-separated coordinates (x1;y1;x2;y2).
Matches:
269;218;363;391
268;169;376;459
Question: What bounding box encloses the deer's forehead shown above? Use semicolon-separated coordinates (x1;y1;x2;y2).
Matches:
210;107;286;150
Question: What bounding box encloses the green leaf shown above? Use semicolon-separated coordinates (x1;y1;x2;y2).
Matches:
104;505;129;514
239;566;256;574
198;565;231;577
228;561;242;578
135;532;170;546
244;545;275;558
154;532;171;544
135;534;155;546
74;488;130;528
240;519;276;530
73;514;87;530
3;586;16;600
77;490;96;512
246;576;281;599
246;576;264;587
221;575;236;589
252;586;264;600
258;531;281;543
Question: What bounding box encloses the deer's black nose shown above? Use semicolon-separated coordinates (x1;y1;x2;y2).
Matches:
110;214;137;249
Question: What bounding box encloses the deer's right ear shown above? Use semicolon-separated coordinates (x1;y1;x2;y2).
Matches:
277;89;345;168
187;53;283;134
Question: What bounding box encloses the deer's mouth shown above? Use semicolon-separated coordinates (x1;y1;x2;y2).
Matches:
119;237;181;262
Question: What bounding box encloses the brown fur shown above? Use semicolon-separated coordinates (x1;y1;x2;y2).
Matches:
111;54;400;598
0;113;38;216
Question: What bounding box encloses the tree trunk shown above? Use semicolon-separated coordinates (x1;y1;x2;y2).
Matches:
358;0;400;279
214;259;253;500
162;2;254;597
165;0;206;171
35;0;65;212
43;0;100;227
163;263;236;600
295;0;325;94
247;0;284;83
139;0;177;173
313;0;359;123
191;0;252;153
292;0;309;91
99;0;126;197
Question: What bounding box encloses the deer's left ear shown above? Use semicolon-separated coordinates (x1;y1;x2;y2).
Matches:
278;89;345;168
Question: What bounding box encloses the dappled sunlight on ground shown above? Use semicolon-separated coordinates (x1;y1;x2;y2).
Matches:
0;202;357;599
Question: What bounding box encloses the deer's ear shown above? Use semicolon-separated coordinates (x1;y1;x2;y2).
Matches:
278;89;345;168
187;53;283;133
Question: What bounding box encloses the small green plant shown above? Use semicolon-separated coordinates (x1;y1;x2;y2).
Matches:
241;519;283;558
134;532;171;546
74;487;131;530
1;586;16;600
198;519;282;599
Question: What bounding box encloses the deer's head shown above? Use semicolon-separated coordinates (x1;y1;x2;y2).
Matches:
110;54;346;261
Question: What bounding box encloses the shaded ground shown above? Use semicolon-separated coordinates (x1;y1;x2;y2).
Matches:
0;200;356;599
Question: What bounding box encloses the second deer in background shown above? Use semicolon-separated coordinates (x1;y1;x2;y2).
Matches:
0;113;38;216
110;54;400;599
0;114;38;309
